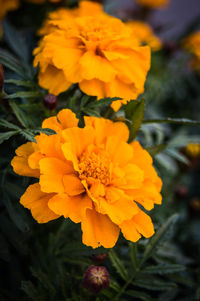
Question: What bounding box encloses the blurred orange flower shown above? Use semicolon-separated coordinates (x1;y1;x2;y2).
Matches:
34;6;150;111
136;0;169;8
11;109;162;248
127;21;162;51
183;31;200;71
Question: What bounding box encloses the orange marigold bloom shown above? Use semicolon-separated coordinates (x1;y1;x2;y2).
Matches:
34;9;151;111
183;31;200;71
0;0;19;36
185;143;200;158
11;109;162;248
136;0;169;8
127;21;162;51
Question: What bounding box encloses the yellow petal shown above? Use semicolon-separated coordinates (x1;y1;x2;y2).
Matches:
106;136;133;166
81;209;120;248
20;183;59;223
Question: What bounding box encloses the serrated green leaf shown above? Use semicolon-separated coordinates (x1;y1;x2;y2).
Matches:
126;290;157;301
82;107;101;117
0;131;18;144
5;79;34;88
9;101;30;128
146;144;167;156
0;48;26;77
0;119;20;130
129;243;139;271
134;279;176;291
5;91;43;99
109;249;129;281
125;99;145;141
109;280;121;292
143;117;200;125
140;214;179;266
165;149;189;165
88;97;122;108
21;281;40;301
19;130;36;142
142;264;185;275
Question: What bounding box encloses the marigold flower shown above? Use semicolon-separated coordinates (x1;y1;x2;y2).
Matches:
0;0;19;36
185;143;200;158
136;0;169;8
127;21;162;51
11;109;162;248
183;31;200;71
34;8;151;111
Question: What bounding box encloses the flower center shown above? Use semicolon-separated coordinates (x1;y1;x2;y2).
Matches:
78;150;110;185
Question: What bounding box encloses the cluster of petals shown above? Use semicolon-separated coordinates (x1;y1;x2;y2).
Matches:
136;0;169;8
11;109;162;248
33;1;151;111
127;21;162;51
183;31;200;71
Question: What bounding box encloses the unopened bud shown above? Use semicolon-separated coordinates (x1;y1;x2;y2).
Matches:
0;64;4;92
83;265;110;293
92;253;108;264
43;94;57;110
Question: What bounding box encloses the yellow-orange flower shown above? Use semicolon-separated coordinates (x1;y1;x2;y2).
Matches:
136;0;169;8
185;143;200;158
0;0;19;36
127;21;162;51
38;1;106;36
183;31;200;71
11;109;162;248
34;8;151;111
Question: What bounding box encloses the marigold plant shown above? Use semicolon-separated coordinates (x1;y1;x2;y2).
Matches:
11;109;162;248
33;6;151;111
136;0;169;8
127;21;162;51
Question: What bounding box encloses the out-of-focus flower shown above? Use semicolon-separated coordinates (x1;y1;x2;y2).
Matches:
92;253;108;264
83;265;110;293
38;1;106;36
0;0;19;36
136;0;169;8
0;64;4;92
34;4;150;112
183;31;200;71
190;198;200;213
11;109;162;248
126;21;162;51
185;143;200;158
43;94;57;110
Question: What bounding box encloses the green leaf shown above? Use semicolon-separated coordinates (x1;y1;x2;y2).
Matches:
0;48;26;77
9;101;30;128
82;107;101;117
5;79;34;88
5;91;43;100
143;118;200;126
126;290;157;301
140;214;179;266
3;20;29;63
0;119;20;130
109;249;129;281
88;97;122;108
142;264;186;275
0;131;18;144
19;130;36;142
165;149;189;165
125;99;145;141
133;279;176;291
146;144;167;156
21;281;41;301
109;280;121;292
129;243;139;271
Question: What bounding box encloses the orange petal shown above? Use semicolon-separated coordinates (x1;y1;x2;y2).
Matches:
40;174;64;194
11;156;39;178
106;136;133;166
20;183;59;223
48;193;92;223
81;209;120;248
79;79;106;99
63;174;85;196
39;157;74;176
57;109;78;129
120;209;154;242
42;116;62;133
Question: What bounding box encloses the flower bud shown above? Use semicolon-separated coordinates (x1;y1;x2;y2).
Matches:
83;265;110;293
43;94;57;110
92;253;108;264
0;64;4;92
